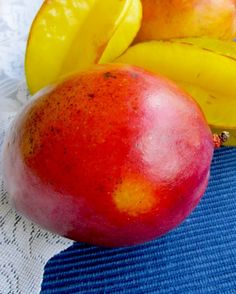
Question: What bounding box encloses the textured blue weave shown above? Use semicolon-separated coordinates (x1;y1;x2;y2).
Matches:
40;148;236;294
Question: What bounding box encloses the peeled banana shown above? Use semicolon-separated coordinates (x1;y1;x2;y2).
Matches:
116;38;236;146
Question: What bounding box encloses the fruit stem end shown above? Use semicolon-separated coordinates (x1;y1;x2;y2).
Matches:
213;131;230;148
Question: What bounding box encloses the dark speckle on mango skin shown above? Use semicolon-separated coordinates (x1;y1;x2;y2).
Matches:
87;93;95;99
130;72;139;79
103;71;117;79
3;64;214;247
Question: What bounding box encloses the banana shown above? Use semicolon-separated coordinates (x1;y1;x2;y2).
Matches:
116;38;236;146
25;0;142;94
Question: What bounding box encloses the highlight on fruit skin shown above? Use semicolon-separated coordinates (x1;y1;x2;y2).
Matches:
25;0;142;94
116;37;236;146
3;64;214;247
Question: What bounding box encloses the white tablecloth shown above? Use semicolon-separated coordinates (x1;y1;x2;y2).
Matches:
0;1;73;293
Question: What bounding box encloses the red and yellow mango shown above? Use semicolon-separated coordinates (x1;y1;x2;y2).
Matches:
3;65;214;247
136;0;236;42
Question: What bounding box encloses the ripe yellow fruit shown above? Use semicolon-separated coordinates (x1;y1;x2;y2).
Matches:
25;0;142;94
116;38;236;146
136;0;236;41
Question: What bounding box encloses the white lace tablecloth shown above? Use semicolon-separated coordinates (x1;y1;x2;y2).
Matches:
0;1;73;293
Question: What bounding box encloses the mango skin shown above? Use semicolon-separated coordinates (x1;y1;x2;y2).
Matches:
136;0;236;41
2;64;214;247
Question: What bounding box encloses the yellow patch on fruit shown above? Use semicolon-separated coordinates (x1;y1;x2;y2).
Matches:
25;0;142;94
113;176;157;217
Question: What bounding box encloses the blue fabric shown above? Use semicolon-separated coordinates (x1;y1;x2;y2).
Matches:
40;148;236;294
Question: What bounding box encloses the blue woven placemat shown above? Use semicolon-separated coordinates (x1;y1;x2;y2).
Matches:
40;147;236;294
